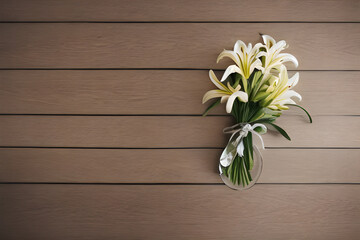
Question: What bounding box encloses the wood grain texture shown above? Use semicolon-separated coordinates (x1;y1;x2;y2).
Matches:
0;0;359;22
0;148;359;183
0;70;358;115
0;115;358;148
0;184;359;240
0;23;359;69
0;1;358;239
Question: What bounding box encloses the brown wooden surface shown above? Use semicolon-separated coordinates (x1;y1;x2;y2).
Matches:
0;70;358;115
0;184;359;240
0;148;359;183
0;115;358;148
0;0;359;22
1;23;359;70
1;0;359;239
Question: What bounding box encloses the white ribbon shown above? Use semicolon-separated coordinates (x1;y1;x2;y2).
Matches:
219;123;266;171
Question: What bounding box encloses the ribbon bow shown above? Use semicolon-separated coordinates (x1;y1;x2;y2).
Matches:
219;123;267;169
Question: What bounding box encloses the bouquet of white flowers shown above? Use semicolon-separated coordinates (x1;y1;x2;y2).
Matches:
203;35;311;189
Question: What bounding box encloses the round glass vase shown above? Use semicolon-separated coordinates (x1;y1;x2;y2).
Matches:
219;145;263;190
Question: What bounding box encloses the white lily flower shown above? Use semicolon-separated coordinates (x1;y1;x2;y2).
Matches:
217;40;263;86
258;35;298;78
203;70;248;113
261;65;301;110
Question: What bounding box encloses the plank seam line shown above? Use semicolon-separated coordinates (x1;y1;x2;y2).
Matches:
0;146;359;150
0;182;359;185
0;21;359;24
0;68;360;71
0;114;358;117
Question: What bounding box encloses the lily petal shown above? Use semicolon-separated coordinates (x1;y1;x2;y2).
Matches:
202;89;227;103
217;50;241;66
272;40;287;53
281;99;297;105
234;40;247;55
262;35;276;48
249;59;263;76
221;95;229;103
226;91;248;113
220;65;243;82
253;43;263;51
288;72;299;88
256;51;267;58
283;89;302;101
278;53;299;68
209;70;227;91
237;140;245;157
278;65;289;89
227;82;236;92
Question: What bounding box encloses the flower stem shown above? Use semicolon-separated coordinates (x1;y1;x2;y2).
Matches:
223;100;264;187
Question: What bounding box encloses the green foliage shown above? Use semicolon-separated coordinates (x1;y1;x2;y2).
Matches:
203;70;310;187
286;104;313;123
202;98;220;116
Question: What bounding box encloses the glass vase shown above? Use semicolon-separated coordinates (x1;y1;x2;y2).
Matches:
219;145;263;190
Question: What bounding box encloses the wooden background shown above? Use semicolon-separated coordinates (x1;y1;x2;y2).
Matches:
0;0;359;239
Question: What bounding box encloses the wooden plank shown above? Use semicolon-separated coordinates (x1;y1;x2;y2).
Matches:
0;23;359;70
0;184;358;239
0;148;358;183
0;115;358;148
0;70;358;115
0;0;359;22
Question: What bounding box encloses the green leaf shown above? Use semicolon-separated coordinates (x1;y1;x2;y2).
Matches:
233;73;241;88
286;104;313;123
202;98;221;116
253;117;276;124
251;70;262;90
240;75;248;93
244;134;254;170
267;122;291;141
252;91;270;102
248;110;265;122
